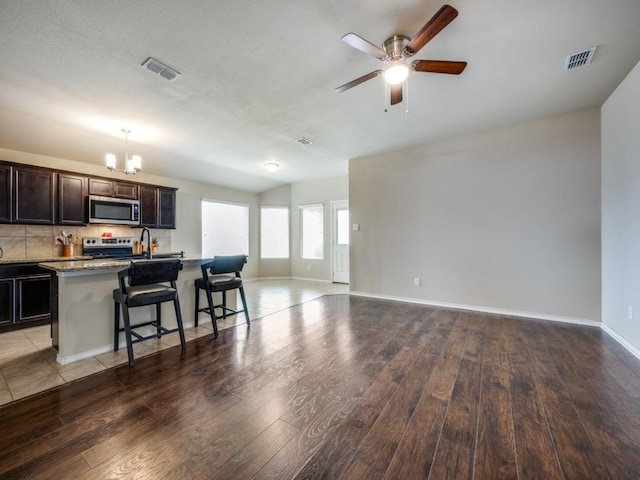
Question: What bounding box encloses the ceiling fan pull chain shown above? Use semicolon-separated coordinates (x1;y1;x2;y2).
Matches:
384;80;389;112
405;79;409;114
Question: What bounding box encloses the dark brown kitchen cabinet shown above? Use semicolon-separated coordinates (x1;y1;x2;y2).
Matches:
13;166;55;224
114;181;138;199
17;274;51;324
139;185;158;227
0;278;14;327
88;177;138;199
139;185;176;229
0;164;11;222
0;265;51;333
158;188;176;228
58;173;86;225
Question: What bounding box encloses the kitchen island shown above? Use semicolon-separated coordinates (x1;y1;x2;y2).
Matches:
39;255;225;365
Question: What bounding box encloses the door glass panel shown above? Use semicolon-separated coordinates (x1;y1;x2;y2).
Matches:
337;209;349;245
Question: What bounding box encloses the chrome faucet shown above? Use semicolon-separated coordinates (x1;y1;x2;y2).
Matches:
140;227;152;259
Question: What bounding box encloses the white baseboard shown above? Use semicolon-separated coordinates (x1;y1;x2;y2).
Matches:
600;323;640;360
348;291;600;327
253;276;293;281
290;276;332;283
57;344;114;365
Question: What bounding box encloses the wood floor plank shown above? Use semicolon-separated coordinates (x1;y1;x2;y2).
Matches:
213;419;299;480
508;359;564;480
428;357;482;479
473;362;518;480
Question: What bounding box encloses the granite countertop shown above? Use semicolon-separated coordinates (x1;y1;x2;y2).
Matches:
38;254;212;273
0;255;92;265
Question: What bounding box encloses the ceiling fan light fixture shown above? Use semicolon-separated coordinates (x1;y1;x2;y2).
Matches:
384;63;409;85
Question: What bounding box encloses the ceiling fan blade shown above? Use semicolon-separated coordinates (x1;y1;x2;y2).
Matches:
411;60;467;75
335;70;382;93
341;33;388;60
390;84;403;105
404;4;459;56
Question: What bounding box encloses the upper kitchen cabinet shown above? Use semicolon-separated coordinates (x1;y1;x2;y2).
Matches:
0;163;11;222
58;173;86;225
158;188;176;229
13;165;55;224
88;177;138;199
139;185;176;229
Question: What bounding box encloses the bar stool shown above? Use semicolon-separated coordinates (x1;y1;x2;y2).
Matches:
113;258;186;366
194;255;250;337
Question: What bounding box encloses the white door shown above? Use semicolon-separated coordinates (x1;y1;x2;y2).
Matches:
332;200;349;284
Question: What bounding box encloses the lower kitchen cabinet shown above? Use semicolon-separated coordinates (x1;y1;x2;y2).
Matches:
0;265;52;333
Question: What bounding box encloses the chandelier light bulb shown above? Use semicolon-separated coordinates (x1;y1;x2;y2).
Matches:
105;153;117;169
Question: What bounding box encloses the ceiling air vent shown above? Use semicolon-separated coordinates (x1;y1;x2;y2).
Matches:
141;57;181;81
564;47;597;72
295;137;313;146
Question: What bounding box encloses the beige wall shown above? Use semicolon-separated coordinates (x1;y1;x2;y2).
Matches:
290;176;349;280
350;109;601;322
602;60;640;352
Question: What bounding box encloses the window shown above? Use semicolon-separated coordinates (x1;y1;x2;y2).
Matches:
261;206;289;259
201;200;249;256
300;203;324;259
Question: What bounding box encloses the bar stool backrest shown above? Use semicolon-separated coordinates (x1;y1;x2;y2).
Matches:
128;259;182;286
208;255;248;276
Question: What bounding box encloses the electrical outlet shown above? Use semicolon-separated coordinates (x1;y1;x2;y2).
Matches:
307;264;311;270
629;306;633;320
414;277;421;287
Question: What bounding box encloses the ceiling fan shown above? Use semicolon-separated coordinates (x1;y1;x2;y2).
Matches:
335;4;467;106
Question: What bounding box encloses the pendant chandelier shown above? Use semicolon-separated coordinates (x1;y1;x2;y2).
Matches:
105;128;142;175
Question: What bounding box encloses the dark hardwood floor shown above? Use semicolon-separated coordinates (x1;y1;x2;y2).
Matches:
2;294;640;479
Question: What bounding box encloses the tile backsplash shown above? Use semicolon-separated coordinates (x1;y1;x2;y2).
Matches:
0;225;172;260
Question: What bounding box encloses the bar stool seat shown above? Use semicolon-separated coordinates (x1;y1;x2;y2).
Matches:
113;258;186;366
194;255;250;337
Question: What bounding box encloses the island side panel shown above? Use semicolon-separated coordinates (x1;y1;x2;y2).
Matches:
55;262;217;364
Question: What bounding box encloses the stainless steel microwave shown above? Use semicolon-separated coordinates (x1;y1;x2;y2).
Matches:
87;195;140;225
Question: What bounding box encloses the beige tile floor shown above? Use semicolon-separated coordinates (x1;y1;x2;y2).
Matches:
0;278;348;406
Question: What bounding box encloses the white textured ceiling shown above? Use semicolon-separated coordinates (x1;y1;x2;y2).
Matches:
1;1;639;192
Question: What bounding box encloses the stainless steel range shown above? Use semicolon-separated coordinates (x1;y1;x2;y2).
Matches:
82;237;144;259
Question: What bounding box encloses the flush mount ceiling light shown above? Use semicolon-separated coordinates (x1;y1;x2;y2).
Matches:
264;162;280;172
106;128;141;175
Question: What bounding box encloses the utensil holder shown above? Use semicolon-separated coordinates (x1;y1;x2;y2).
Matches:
63;244;74;257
